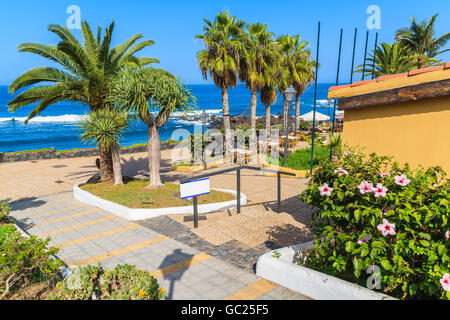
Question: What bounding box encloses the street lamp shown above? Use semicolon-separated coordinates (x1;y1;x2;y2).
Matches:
200;111;208;170
283;85;297;166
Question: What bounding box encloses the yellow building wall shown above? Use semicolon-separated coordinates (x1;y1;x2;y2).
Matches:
342;96;450;174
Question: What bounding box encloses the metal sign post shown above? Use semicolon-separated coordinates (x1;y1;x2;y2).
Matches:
180;178;211;228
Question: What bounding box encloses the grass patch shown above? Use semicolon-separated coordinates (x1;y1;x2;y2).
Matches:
267;146;329;170
81;177;236;209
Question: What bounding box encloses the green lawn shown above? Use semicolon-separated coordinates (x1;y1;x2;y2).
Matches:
267;146;330;170
81;177;235;209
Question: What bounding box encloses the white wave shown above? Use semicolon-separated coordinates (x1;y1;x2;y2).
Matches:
0;114;82;123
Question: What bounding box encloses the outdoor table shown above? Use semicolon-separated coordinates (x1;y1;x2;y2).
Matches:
231;148;252;164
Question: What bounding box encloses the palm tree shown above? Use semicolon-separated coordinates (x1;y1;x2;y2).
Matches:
7;21;158;182
355;42;427;78
109;67;197;188
79;108;129;185
239;23;279;132
396;13;450;69
276;35;315;132
195;10;245;161
326;133;342;163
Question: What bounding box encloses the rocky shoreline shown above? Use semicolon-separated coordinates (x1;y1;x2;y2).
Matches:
0;142;175;163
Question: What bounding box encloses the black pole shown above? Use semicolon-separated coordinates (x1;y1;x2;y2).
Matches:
310;21;321;175
283;97;290;167
202;123;206;170
277;171;281;213
350;28;357;84
236;168;241;214
362;31;369;80
371;32;379;80
330;28;343;161
193;196;198;228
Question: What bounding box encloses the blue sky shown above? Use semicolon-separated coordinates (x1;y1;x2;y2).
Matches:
1;0;450;85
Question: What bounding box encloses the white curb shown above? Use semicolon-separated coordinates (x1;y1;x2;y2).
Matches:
74;183;247;221
256;241;396;300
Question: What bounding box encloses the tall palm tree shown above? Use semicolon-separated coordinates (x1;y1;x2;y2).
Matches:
396;13;450;69
276;35;315;132
195;10;245;161
79;108;129;185
239;23;279;132
7;21;158;182
355;42;428;78
109;67;197;188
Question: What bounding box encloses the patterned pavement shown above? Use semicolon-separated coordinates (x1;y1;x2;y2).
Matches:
9;192;310;300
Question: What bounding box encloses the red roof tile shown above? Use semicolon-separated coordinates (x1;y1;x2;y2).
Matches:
350;79;377;87
377;73;408;82
328;63;449;92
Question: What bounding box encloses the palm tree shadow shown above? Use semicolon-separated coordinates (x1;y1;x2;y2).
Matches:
158;249;194;300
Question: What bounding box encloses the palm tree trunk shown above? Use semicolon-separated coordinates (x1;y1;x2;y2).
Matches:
265;103;271;138
294;93;301;131
111;142;123;186
250;87;257;129
99;144;114;183
147;125;164;188
249;87;258;164
222;86;233;163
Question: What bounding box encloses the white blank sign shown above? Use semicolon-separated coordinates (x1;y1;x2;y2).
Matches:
180;178;211;199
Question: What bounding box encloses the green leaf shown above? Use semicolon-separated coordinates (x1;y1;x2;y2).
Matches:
354;209;361;222
345;241;354;253
418;232;431;240
419;240;430;247
381;259;392;271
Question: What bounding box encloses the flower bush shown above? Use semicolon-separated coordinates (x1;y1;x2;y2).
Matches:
49;264;166;300
300;148;449;300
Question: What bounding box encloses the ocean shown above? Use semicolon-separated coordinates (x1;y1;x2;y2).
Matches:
0;83;334;153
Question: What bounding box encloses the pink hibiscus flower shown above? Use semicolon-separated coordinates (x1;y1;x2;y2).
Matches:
358;181;374;195
446;230;449;240
318;183;333;197
357;236;372;245
394;174;410;186
440;273;450;292
372;183;388;198
380;172;389;178
377;219;396;236
344;151;353;156
334;167;349;176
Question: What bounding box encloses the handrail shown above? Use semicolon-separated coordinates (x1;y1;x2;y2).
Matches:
180;165;296;184
179;165;298;228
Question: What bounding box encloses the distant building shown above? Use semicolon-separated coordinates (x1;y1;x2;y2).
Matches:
328;65;450;173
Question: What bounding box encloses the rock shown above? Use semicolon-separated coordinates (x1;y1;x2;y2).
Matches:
86;172;101;184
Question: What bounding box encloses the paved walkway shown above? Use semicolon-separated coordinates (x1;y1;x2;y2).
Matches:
9;192;310;300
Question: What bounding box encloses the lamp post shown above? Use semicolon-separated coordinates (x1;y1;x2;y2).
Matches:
200;111;208;170
283;85;297;166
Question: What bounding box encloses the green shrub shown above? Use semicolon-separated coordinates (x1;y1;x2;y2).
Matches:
300;149;450;300
49;264;166;300
0;203;10;224
0;225;16;244
0;233;63;299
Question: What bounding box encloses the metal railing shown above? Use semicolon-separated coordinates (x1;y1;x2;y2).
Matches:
180;165;297;228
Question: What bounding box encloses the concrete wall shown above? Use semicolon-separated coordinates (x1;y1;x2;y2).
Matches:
342;95;450;173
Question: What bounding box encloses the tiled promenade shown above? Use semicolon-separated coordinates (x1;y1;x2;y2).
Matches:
9;192;310;300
